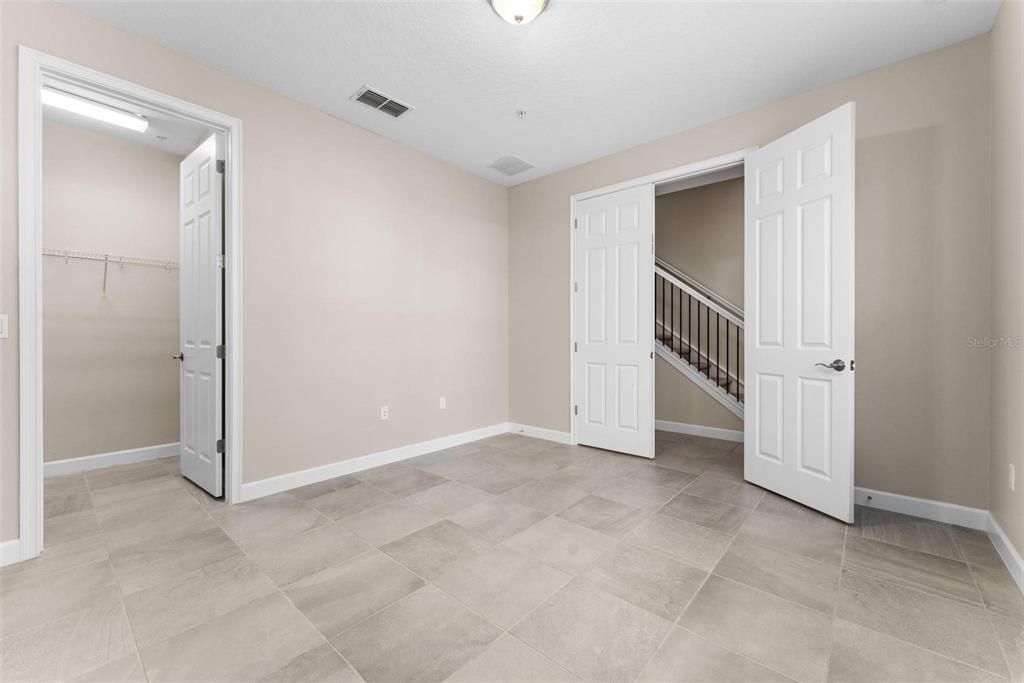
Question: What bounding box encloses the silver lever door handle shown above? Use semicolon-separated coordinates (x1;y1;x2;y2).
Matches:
172;353;184;361
815;359;846;372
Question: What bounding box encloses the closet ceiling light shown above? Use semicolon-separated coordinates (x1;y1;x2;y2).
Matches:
489;0;548;25
41;88;149;133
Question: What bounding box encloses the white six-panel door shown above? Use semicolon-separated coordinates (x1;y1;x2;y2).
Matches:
179;134;224;497
574;184;655;458
744;103;856;522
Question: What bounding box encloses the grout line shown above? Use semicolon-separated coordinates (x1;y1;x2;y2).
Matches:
963;559;1017;680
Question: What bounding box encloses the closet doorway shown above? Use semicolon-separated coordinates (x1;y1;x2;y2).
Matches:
16;48;243;564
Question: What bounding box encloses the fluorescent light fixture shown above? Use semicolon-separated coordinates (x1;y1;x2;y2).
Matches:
41;88;149;132
489;0;548;25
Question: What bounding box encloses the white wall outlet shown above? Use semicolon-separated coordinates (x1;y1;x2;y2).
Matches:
1011;463;1016;492
0;313;8;339
439;396;447;410
380;405;389;421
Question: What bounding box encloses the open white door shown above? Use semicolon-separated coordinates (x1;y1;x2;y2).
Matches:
574;184;655;458
178;134;224;497
744;103;855;522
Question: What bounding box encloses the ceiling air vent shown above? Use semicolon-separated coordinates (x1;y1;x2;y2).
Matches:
489;156;534;176
352;86;412;118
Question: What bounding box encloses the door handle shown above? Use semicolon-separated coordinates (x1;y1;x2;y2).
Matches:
172;353;184;361
815;359;846;372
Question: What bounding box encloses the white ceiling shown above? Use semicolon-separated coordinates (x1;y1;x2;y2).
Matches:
66;0;1001;186
43;81;209;156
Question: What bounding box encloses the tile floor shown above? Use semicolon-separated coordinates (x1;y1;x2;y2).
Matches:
2;431;1022;682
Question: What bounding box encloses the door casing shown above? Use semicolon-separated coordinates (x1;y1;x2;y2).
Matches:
15;46;244;565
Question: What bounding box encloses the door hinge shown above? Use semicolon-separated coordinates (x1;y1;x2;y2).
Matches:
216;344;225;359
216;439;224;454
574;405;578;416
216;254;225;269
573;281;578;293
574;342;578;352
573;218;578;230
216;160;225;174
651;351;654;359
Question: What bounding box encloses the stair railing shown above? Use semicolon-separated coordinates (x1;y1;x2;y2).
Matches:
655;259;745;405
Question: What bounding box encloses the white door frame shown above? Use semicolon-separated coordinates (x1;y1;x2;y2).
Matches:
16;46;245;563
568;148;755;447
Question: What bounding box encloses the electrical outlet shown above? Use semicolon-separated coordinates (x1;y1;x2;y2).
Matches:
1011;464;1016;492
380;405;389;421
439;397;447;410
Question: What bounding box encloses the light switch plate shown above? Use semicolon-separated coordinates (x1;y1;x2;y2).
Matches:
0;313;8;339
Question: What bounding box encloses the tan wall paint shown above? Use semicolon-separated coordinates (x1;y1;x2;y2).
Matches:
989;0;1024;555
42;120;181;462
1;2;509;541
510;36;993;510
655;178;744;431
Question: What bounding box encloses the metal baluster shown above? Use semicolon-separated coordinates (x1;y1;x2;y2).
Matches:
687;295;692;365
726;322;730;396
716;312;720;387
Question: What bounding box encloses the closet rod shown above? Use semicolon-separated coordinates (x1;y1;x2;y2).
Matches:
42;248;179;270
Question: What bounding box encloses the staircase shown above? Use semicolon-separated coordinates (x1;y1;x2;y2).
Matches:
655;258;744;419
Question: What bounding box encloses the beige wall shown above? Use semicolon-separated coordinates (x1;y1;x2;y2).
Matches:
1;2;509;541
510;36;993;510
42;120;180;462
989;0;1024;556
655;178;744;432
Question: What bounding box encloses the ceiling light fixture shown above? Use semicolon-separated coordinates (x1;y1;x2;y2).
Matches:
41;88;149;132
489;0;548;25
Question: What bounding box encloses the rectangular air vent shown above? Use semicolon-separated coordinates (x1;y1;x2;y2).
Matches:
352;86;412;118
489;156;535;176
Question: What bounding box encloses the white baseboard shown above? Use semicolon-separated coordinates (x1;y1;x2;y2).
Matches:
655;419;744;444
507;423;573;445
240;423;510;502
854;487;989;530
0;538;24;568
44;443;180;478
988;514;1024;594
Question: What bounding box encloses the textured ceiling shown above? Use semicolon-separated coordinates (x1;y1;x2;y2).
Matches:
66;0;1001;186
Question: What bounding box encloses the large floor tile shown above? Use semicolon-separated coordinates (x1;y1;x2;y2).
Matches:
970;562;1024;620
356;466;449;497
579;542;707;620
476;450;566;480
308;482;396;520
683;474;765;509
950;526;1005;569
837;570;1008;676
447;634;578;683
381;520;491;579
661;492;751;534
340;500;442;546
259;643;363;683
247;522;371;587
44;490;93;519
541;466;620;494
712;538;840;615
0;534;108;588
433;545;570;630
285;549;425;638
72;652;147;683
512;579;672;682
483;434;555;454
449;497;547;543
0;559;120;638
110;525;241;595
679;575;833;683
755;492;847;531
125;554;277;646
557;495;649;537
639;627;792;683
851;506;962;561
44;509;101;546
501;481;589;515
86;461;168;490
828;619;1005;683
288;475;362;502
843;535;981;605
626;465;698;490
592;478;681;509
212;493;330;550
459;463;537;495
737;511;846;566
98;490;212;553
627;513;732;571
88;474;182;510
44;473;88;498
332;585;501;683
504;516;616;574
0;600;136;682
403;480;494;517
140;592;323;682
988;614;1023;683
